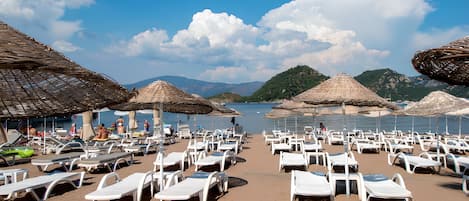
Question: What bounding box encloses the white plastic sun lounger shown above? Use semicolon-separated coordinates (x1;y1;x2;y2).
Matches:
271;142;292;155
0;172;85;201
31;152;85;172
279;152;308;172
153;151;189;171
326;152;359;172
446;153;469;175
358;173;412;201
77;152;134;172
352;139;380;154
194;151;236;171
388;152;441;174
85;171;155;201
85;170;182;201
124;142;157;155
154;171;227;201
290;170;334;201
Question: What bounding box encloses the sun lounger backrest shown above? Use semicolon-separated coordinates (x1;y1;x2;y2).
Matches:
32;152;84;163
80;152;131;164
6;130;23;145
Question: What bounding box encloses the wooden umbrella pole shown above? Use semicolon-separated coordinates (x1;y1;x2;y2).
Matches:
159;102;165;191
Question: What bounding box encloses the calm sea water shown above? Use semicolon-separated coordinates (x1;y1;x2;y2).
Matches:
22;103;469;135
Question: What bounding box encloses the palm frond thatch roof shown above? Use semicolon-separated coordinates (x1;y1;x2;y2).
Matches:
110;80;213;114
412;36;469;85
292;74;399;110
0;21;131;119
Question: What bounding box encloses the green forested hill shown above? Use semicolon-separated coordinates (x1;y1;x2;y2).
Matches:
244;67;469;102
208;92;243;103
247;65;328;102
355;68;469;101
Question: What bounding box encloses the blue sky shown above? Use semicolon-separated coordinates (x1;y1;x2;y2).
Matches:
1;0;467;84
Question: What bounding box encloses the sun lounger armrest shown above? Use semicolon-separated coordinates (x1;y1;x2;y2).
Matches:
137;171;155;201
357;173;367;201
43;172;85;201
391;173;407;189
202;172;220;201
163;170;184;189
97;172;121;190
446;153;461;174
463;169;469;195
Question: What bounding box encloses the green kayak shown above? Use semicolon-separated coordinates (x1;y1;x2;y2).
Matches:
0;147;35;158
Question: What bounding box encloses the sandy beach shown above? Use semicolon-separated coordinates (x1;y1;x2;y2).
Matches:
3;133;468;201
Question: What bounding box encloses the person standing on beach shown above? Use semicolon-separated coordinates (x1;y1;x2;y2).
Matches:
319;122;327;132
143;120;150;132
69;123;76;135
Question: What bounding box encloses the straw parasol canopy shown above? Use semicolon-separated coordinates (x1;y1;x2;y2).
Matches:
293;74;399;110
273;99;317;110
412;36;469;86
208;102;241;117
395;90;469;116
0;21;131;143
110;80;213;114
0;21;130;119
265;108;299;119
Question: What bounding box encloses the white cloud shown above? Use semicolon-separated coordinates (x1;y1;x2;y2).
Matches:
198;66;278;83
111;0;465;82
52;40;81;52
412;27;469;50
0;0;94;50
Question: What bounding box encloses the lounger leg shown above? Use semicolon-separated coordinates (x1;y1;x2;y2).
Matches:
43;173;84;201
25;189;42;201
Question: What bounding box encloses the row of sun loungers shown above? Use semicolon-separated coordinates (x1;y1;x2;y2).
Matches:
266;128;469;197
290;170;413;201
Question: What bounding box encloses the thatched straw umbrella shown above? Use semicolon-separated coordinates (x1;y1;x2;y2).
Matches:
396;91;469;116
0;21;130;145
110;80;213;190
412;36;469;86
396;91;469;136
293;74;399;110
397;90;469;164
292;73;398;196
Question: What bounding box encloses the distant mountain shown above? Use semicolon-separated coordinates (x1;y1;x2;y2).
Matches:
247;65;329;102
124;76;264;97
355;68;469;101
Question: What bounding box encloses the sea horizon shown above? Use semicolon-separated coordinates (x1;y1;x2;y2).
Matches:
12;102;469;137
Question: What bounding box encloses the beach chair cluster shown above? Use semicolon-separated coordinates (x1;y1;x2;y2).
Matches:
263;127;469;199
264;128;414;201
0;126;242;201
